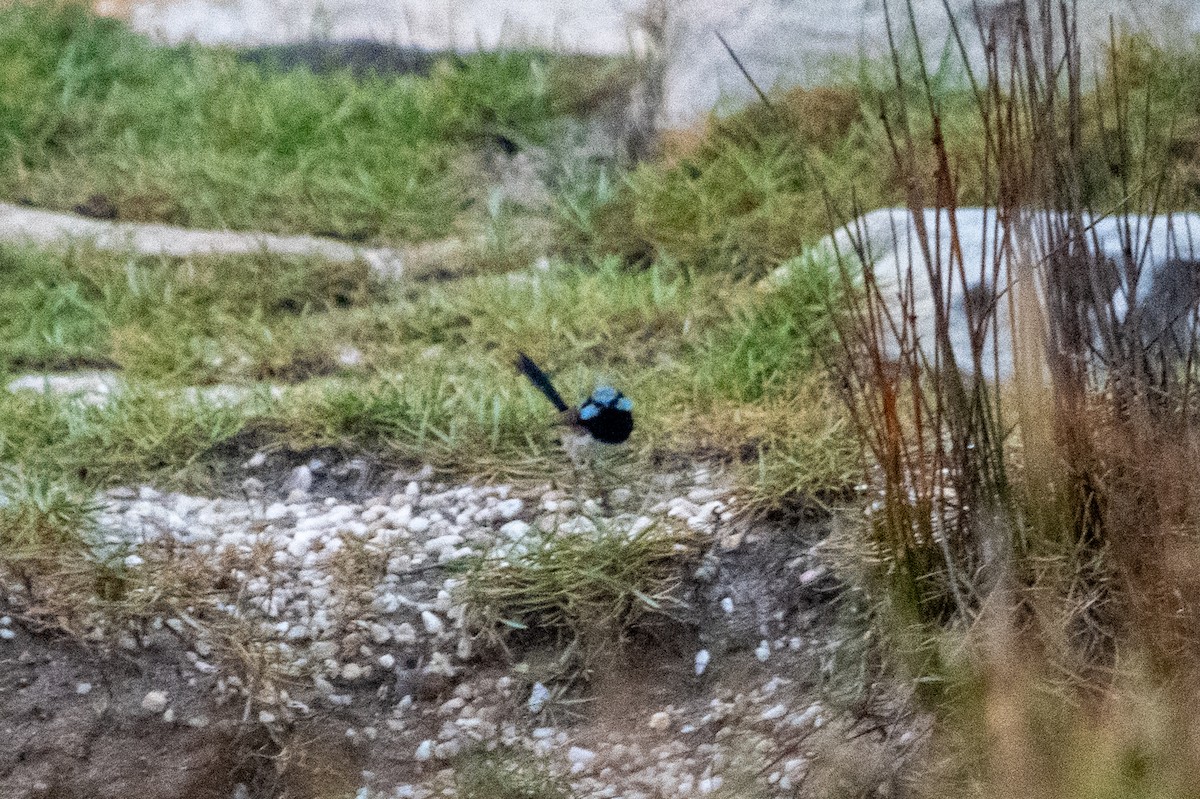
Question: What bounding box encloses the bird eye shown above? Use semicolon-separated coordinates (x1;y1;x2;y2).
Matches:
591;386;618;404
616;397;633;412
579;403;600;420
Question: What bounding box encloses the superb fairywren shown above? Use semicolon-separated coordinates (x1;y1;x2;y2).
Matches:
515;352;634;444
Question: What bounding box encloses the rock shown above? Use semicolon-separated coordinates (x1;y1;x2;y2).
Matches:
609;487;633;507
799;566;826;585
420;611;445;635
369;623;392;644
558;516;597;535
755;641;771;662
667;498;701;520
423;534;464;553
568;746;597;774
408;516;431;534
528;682;550;714
283;465;313;494
628;516;655;537
789;705;821;728
341;663;367;681
394;623;418;644
648;711;671;731
499;520;531;539
414;740;434;762
761;703;787;720
496;498;524;520
141;690;169;713
694;649;710;676
433;740;460;759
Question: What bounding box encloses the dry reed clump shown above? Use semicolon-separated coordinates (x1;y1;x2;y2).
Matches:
823;0;1200;793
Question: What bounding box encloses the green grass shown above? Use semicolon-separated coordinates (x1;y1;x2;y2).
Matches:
0;3;596;243
0;239;857;510
0;383;258;489
0;244;378;380
458;517;690;676
0;467;99;563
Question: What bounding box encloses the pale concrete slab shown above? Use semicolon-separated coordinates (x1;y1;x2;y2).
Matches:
776;207;1200;380
7;371;123;405
6;371;285;406
0;201;468;277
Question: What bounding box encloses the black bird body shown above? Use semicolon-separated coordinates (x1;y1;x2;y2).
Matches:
515;353;634;444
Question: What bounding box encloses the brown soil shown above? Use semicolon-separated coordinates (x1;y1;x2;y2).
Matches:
0;626;260;799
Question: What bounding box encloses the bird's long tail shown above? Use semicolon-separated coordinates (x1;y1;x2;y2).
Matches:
515;352;569;412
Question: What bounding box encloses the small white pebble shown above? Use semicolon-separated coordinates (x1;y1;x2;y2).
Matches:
567;746;596;774
420;611;444;635
694;649;710;676
414;740;434;762
495;498;524;519
648;711;670;731
799;567;826;585
141;690;169;713
369;623;392;644
789;705;821;728
75;682;92;695
755;641;771;662
433;740;460;759
761;703;787;720
344;663;371;682
499;520;531;539
528;682;550;714
0;629;14;641
720;597;734;614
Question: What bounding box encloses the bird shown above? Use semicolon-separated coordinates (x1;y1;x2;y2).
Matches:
515;352;633;444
